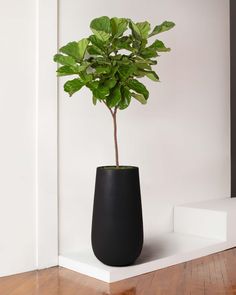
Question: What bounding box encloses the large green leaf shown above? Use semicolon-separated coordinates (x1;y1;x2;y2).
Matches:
89;35;105;49
77;38;89;59
149;39;170;52
90;16;111;42
106;85;121;107
112;36;134;52
131;93;147;104
59;38;89;61
149;21;175;37
143;70;160;81
147;59;158;65
119;86;131;110
92;84;110;99
129;21;141;40
110;65;119;76
134;56;152;70
57;65;81;76
118;64;136;80
136;22;151;39
87;45;104;56
59;42;79;59
53;54;76;66
87;80;99;90
79;72;93;84
95;66;111;74
56;62;90;76
64;78;85;96
103;78;117;89
127;79;149;99
140;48;158;58
135;62;151;70
90;56;111;65
110;17;128;38
129;21;150;40
133;69;146;78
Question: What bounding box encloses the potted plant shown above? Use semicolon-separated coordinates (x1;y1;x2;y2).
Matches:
54;16;175;266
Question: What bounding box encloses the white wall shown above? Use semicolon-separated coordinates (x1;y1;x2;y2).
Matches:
0;0;58;276
59;0;230;252
0;0;36;275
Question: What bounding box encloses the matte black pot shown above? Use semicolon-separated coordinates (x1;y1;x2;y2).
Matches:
91;166;143;266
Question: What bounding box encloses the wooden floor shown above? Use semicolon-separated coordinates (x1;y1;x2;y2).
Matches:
1;248;236;295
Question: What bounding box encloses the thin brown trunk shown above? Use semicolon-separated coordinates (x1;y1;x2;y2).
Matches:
112;107;119;168
103;102;120;168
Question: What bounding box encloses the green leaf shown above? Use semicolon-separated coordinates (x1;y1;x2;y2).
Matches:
77;38;89;59
127;79;149;99
93;84;110;99
118;64;136;80
116;56;131;65
56;62;90;76
134;57;152;70
149;21;175;37
103;78;117;89
136;63;151;70
64;78;85;96
129;21;141;40
79;72;93;84
110;17;128;38
87;80;99;90
132;39;141;50
140;48;158;58
149;39;170;52
95;66;111;74
53;54;76;66
79;61;91;69
89;35;105;50
92;96;97;105
106;85;121;107
90;16;111;42
144;70;160;81
147;59;158;65
59;38;89;61
129;21;150;40
57;65;80;76
87;45;104;56
110;65;119;76
59;42;79;59
89;56;111;65
112;36;134;52
119;86;131;109
133;70;146;78
136;22;151;39
131;93;147;104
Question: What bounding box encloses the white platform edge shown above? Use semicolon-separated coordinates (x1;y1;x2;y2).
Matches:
59;198;236;283
59;240;234;283
59;255;111;282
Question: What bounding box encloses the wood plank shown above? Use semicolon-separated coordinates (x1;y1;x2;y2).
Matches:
1;248;236;294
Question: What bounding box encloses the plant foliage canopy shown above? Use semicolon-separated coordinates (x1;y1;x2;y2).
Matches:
54;16;175;109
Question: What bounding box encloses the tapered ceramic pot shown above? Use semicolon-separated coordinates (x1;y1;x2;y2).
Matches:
91;166;143;266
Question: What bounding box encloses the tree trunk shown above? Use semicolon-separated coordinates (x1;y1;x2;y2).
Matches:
112;108;119;168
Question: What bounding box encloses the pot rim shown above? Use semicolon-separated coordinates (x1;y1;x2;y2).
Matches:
97;165;138;170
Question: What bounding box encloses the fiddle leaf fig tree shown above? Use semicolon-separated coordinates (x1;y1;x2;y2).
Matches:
54;16;175;168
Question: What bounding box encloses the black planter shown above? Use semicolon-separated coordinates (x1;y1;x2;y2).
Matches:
91;166;143;266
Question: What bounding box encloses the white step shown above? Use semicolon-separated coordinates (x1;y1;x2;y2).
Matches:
59;233;226;283
174;198;236;242
59;198;236;283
